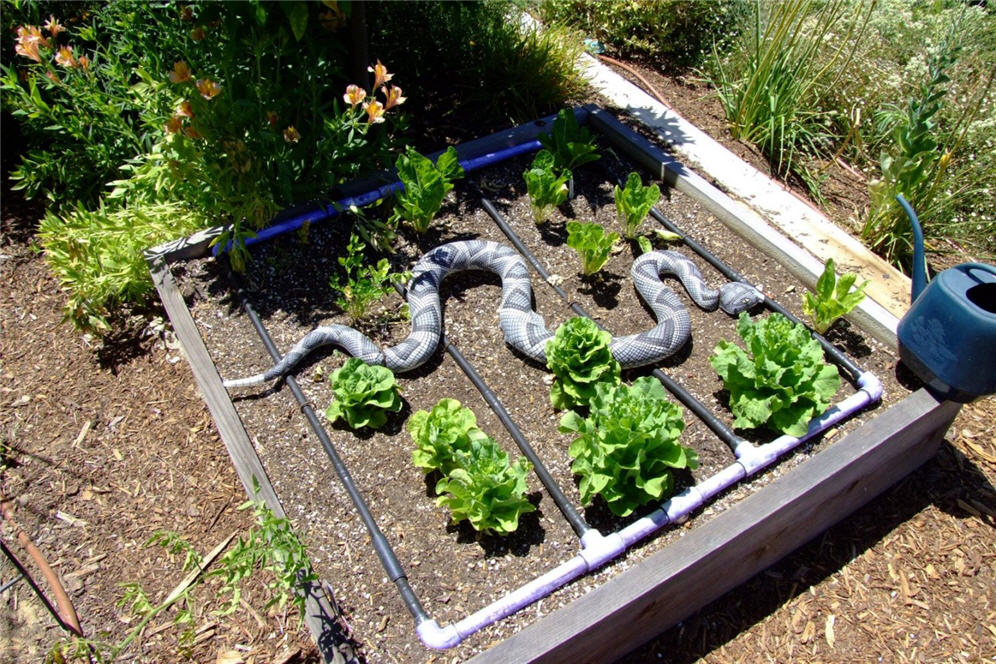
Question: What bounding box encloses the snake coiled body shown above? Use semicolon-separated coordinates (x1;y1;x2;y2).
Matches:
223;240;763;388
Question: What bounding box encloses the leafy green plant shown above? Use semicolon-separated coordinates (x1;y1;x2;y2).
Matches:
523;149;570;224
566;220;619;275
325;358;403;430
614;172;661;239
545;317;621;410
38;201;210;333
408;398;489;474
710;312;840;437
803;258;869;334
391;146;465;234
434;436;536;535
559;376;693;517
537;108;601;173
329;232;409;324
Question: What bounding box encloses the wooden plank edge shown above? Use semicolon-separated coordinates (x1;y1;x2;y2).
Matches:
585;104;900;350
469;389;960;663
147;255;350;664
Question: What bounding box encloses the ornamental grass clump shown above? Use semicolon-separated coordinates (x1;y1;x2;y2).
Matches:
325;358;403;430
710;313;840;437
559;376;693;517
545;317;621;411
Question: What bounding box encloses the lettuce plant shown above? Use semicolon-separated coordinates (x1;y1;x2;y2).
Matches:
802;258;869;335
710;313;840;437
545;317;621;410
391;145;465;233
538;108;601;172
566;220;619;275
614;171;661;239
325;358;403;430
559;377;693;517
408;398;534;535
523;149;569;224
434;437;535;535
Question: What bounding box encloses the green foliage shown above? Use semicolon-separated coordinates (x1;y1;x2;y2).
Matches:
408;399;535;535
325;358;403;430
408;398;490;474
391;146;465;233
539;0;748;71
566;220;619;275
559;376;693;517
545;317;621;411
802;258;869;334
434;437;536;535
614;172;661;239
710;313;840;437
537;108;601;173
523;149;570;224
38;201;209;333
329;232;409;324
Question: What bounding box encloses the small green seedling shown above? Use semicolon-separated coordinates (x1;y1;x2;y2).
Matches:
329;232;409;323
325;358;403;430
614;172;661;239
538;108;601;172
566;220;619;275
545;316;621;410
392;146;465;233
523;149;570;224
803;258;869;334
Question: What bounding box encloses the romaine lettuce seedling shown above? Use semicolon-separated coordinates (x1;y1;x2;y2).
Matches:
538;108;601;172
614;172;661;239
559;376;693;517
523;149;570;224
391;146;465;233
566;220;619;275
710;313;840;437
802;258;869;334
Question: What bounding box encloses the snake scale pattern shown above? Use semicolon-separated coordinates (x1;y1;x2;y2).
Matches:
223;240;764;388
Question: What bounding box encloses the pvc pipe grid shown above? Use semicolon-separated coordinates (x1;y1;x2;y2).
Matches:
223;126;883;650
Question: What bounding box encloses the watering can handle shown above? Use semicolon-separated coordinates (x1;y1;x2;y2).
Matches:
896;195;928;304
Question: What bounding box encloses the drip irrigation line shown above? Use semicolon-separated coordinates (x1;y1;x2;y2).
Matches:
387;280;590;537
478;194;747;453
233;281;428;623
0;572;24;594
647;206;866;384
0;539;80;635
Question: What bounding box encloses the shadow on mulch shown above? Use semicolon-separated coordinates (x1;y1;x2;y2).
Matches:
615;439;996;663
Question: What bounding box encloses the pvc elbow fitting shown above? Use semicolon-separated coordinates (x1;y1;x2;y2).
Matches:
416;618;463;650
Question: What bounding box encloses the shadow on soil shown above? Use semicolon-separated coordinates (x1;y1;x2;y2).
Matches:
614;439;996;663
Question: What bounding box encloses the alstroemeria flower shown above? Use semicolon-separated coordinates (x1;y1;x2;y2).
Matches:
283;126;301;143
266;110;278;127
14;26;47;62
55;46;76;68
363;100;385;124
196;78;221;100
367;59;393;89
44;16;65;36
176;100;194;118
343;84;365;108
169;61;192;84
77;55;90;72
381;85;406;110
183;125;202;140
166;115;183;134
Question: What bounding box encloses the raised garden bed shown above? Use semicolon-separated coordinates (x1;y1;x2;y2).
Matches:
148;107;961;663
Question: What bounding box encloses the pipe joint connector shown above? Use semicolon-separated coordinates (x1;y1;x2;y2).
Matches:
857;371;884;403
579;530;626;571
416;618;463;650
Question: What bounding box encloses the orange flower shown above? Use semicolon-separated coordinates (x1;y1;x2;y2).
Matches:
169;61;192;84
363;100;385;124
14;25;47;62
381;85;406;110
44;15;65;36
195;78;221;100
176;100;194;118
166;115;183;134
343;83;365;108
183;125;202;140
266;110;278;127
190;26;205;41
45;70;58;83
77;54;90;72
283;126;301;143
367;59;393;89
55;46;76;68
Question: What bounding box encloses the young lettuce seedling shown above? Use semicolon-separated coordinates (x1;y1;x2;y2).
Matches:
614;172;661;239
391;146;465;233
566;220;619;275
802;258;869;334
325;358;403;430
523;149;570;224
545;316;621;411
538;108;601;172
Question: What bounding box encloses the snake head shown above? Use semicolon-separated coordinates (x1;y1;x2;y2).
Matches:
718;282;765;315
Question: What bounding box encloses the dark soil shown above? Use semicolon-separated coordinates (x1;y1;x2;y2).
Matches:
2;64;994;664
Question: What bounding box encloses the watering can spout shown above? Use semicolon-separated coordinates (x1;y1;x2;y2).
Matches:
896;194;928;303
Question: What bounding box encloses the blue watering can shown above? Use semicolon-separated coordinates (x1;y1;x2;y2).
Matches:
896;195;996;402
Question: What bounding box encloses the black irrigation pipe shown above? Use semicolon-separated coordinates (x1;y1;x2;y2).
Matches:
232;279;429;624
478;194;748;454
389;282;591;538
647;207;866;385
